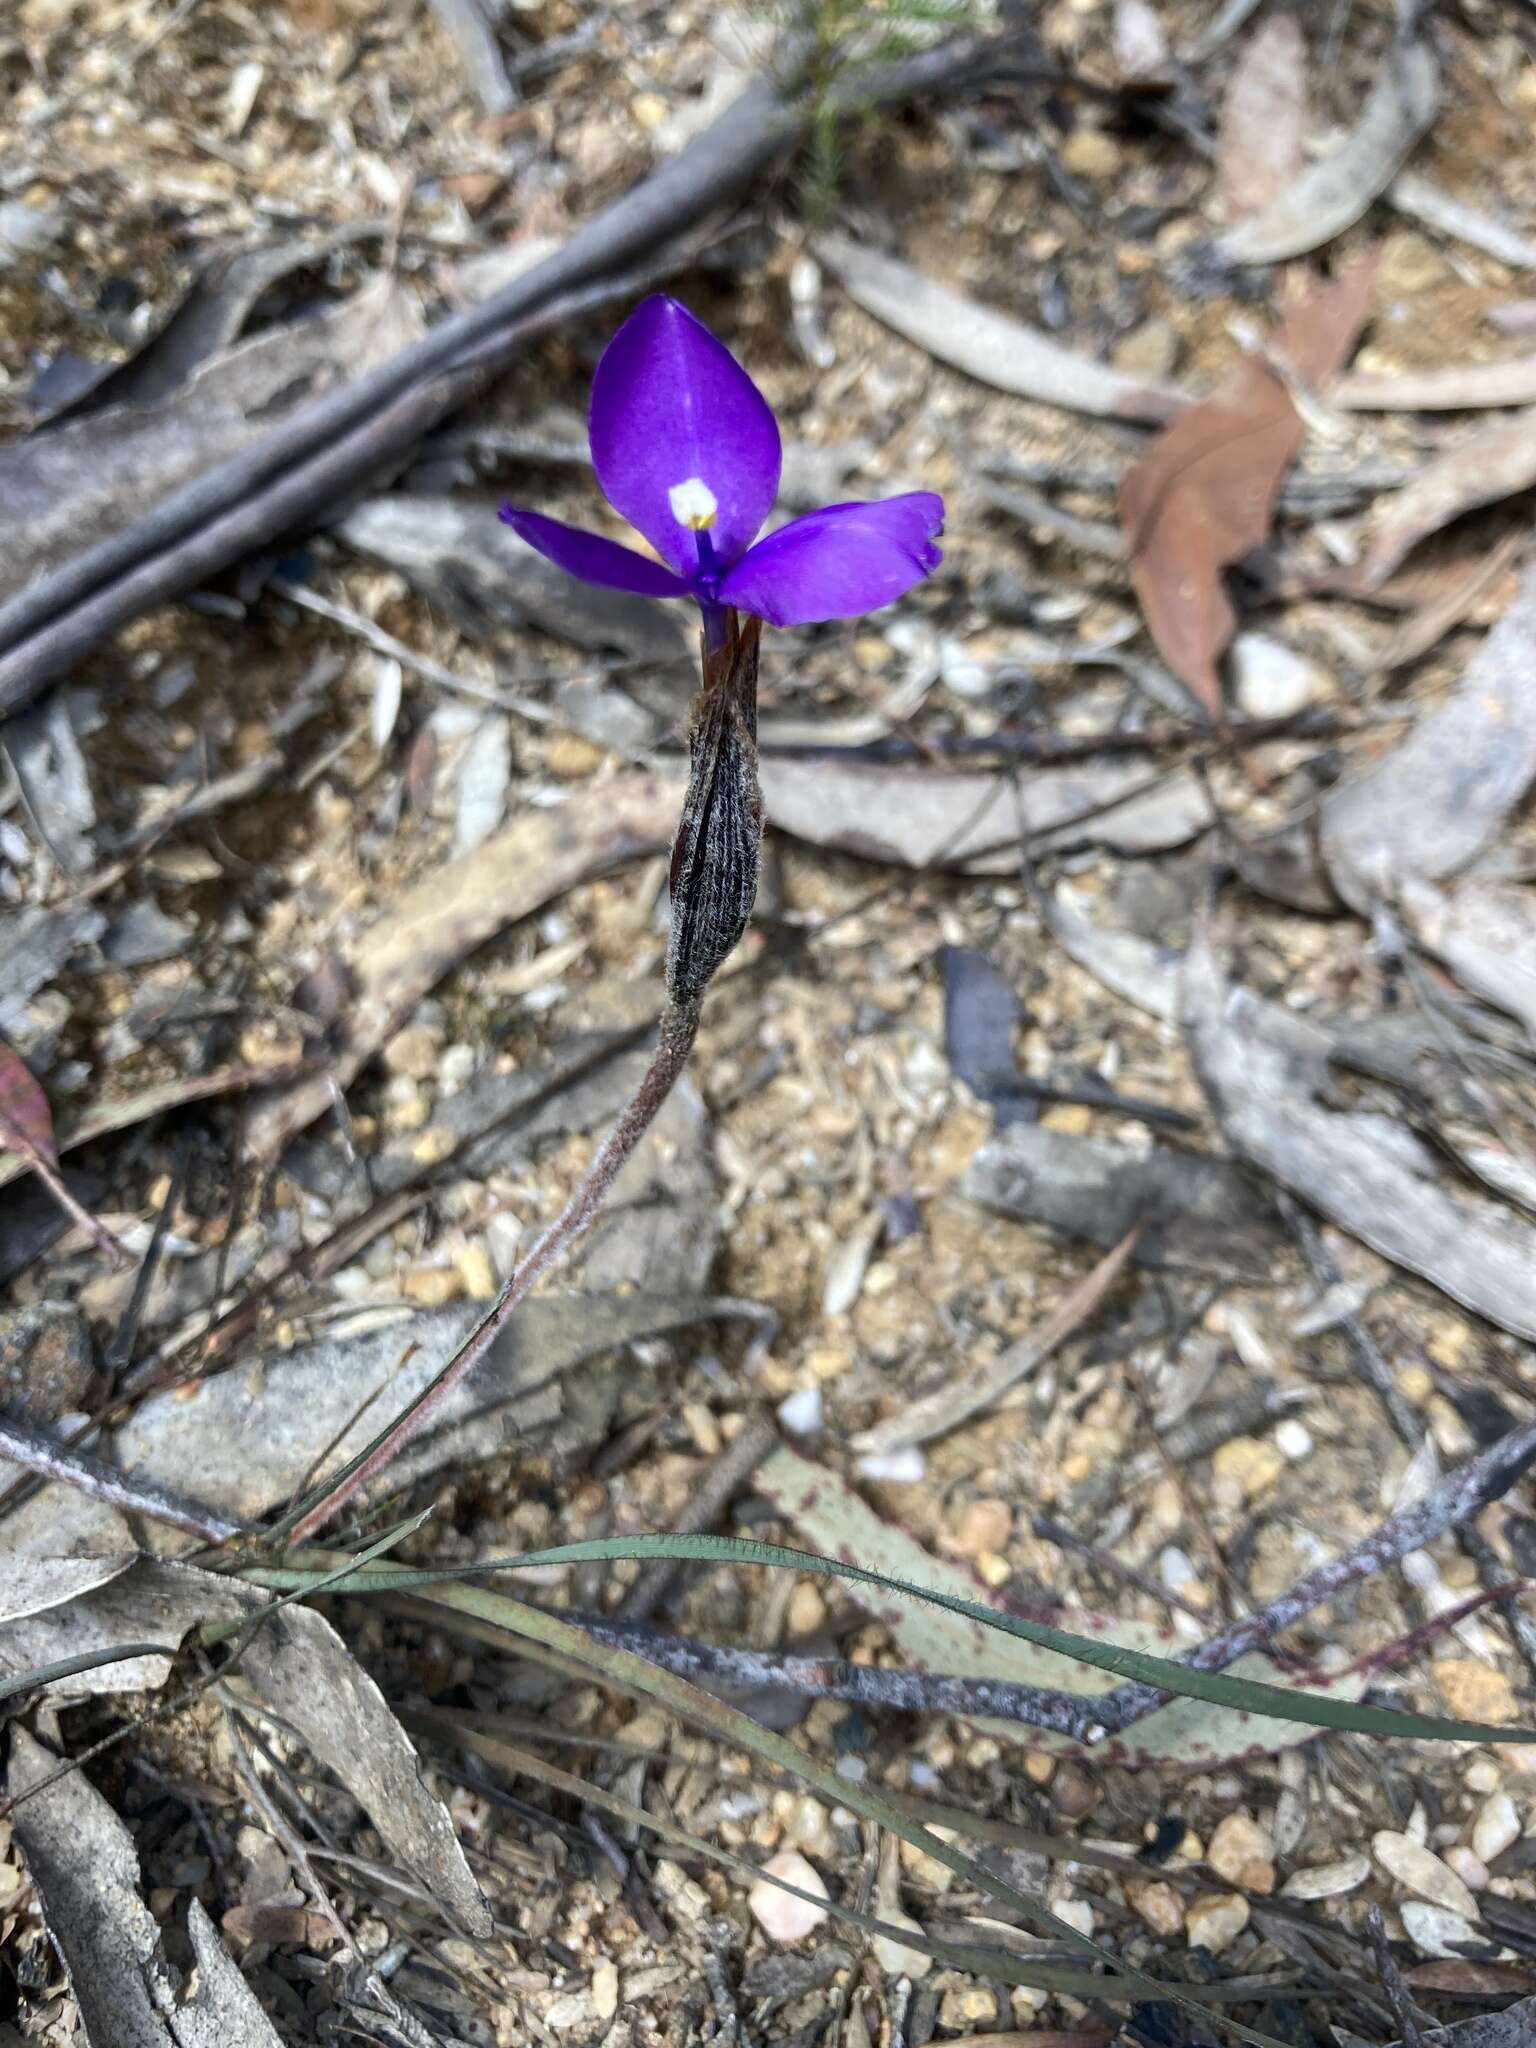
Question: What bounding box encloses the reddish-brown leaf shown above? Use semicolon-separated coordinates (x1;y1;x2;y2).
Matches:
0;1037;125;1261
0;1041;59;1170
1119;256;1377;716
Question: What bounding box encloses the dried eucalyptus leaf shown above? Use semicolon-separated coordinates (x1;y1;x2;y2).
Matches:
1184;932;1536;1340
7;1724;284;2048
816;232;1187;424
1323;563;1536;911
1218;34;1438;263
114;1294;761;1522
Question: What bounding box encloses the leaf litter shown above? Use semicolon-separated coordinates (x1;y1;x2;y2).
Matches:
5;0;1536;2038
1119;257;1377;716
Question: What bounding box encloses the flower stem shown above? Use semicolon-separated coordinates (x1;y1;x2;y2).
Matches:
286;997;703;1546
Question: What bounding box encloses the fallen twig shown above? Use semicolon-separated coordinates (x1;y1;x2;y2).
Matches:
1286;1195;1536;1690
1365;1905;1428;2048
0;32;1023;716
558;1424;1536;1741
0;1413;246;1544
616;1409;780;1623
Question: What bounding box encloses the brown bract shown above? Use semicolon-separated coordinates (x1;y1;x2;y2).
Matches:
1118;256;1377;718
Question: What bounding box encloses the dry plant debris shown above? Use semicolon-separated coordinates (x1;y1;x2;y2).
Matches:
3;0;1536;2042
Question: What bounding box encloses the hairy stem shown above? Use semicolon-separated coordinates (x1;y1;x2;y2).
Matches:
286;999;702;1545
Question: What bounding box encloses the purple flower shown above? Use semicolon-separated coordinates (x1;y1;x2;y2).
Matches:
500;295;943;644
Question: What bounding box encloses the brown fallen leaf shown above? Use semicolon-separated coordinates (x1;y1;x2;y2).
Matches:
1362;406;1536;586
1119;257;1377;716
222;1900;339;1951
0;1041;123;1260
1216;12;1308;224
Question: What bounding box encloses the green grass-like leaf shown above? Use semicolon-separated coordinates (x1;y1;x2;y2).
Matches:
249;1551;1300;2045
273;1531;1536;1749
0;1643;169;1703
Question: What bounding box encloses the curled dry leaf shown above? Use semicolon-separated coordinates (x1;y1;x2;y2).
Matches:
1216;12;1308;224
1183;931;1536;1342
1360;407;1536;585
8;1725;284;2048
814;232;1188;425
1119;258;1377;715
1218;33;1438;264
1322;562;1536;911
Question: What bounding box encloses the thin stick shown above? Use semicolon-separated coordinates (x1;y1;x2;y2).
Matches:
1287;1195;1536;1685
1364;1905;1427;2048
0;1414;246;1544
1083;1421;1536;1735
285;999;702;1544
616;1408;779;1622
503;1424;1536;1742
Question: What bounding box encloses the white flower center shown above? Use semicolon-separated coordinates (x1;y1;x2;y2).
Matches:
668;477;718;531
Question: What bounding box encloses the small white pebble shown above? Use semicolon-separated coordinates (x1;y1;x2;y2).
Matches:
1054;1897;1094;1938
1274;1418;1313;1461
1280;1852;1370;1901
777;1387;823;1435
1472;1791;1521;1866
1159;1546;1198;1593
1401;1901;1483;1959
856;1448;926;1484
747;1850;829;1942
836;1756;867;1784
1445;1845;1490;1893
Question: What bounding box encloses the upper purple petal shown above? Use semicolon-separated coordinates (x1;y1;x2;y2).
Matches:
500;506;691;598
717;493;945;626
589;296;782;576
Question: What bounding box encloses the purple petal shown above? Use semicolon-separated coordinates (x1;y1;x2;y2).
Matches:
717;493;945;626
500;506;690;598
589;296;781;575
